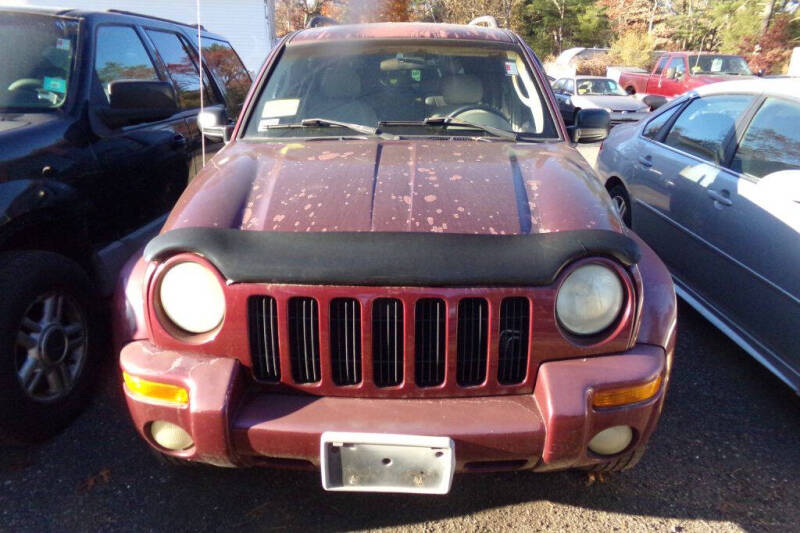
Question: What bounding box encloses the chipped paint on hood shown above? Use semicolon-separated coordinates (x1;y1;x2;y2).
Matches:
164;139;622;236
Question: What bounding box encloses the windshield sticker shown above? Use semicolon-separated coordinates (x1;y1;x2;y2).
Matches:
43;77;67;94
411;69;421;82
711;59;723;72
258;118;280;131
56;38;71;51
262;98;300;118
504;61;519;76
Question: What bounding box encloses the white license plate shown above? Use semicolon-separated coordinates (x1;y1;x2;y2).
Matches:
320;432;455;494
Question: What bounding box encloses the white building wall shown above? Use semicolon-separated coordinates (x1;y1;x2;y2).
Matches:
2;0;274;72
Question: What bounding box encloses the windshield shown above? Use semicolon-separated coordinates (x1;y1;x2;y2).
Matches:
244;40;557;140
0;13;78;111
687;55;752;76
576;78;627;96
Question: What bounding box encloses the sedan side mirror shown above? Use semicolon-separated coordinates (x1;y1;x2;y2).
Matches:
100;80;178;129
570;108;610;143
198;107;233;143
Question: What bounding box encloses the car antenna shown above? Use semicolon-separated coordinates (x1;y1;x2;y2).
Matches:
196;0;206;167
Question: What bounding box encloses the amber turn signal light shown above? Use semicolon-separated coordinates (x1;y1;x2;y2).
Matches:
123;372;189;405
592;375;662;408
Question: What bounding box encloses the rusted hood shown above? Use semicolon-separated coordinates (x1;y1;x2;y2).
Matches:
164;139;621;236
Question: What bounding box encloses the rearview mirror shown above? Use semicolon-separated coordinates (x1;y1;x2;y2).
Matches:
197;107;233;143
570;108;610;143
100;80;178;129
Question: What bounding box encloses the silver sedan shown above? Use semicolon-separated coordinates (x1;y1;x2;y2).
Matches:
596;78;800;393
552;76;649;125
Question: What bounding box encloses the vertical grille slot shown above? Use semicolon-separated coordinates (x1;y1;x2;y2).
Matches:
415;298;446;387
497;298;530;385
372;298;403;387
248;296;281;382
329;298;362;385
288;297;320;383
457;298;489;386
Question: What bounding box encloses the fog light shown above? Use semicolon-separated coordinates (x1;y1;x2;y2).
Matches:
588;425;633;456
150;421;194;451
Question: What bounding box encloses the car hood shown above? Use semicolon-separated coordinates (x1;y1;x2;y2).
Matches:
572;94;644;111
164;139;622;236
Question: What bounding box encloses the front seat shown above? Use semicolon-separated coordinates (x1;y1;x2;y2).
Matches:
429;74;511;130
303;67;377;127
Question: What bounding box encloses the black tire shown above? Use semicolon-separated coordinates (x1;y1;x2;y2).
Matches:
0;251;101;443
607;182;632;227
585;446;646;472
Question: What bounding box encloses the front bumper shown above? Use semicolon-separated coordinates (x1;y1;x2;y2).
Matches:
121;341;668;472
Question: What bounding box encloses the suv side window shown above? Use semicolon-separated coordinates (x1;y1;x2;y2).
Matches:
732;97;800;178
552;79;564;92
653;56;667;76
95;26;159;99
202;38;252;117
664;95;753;164
146;29;217;110
642;103;681;140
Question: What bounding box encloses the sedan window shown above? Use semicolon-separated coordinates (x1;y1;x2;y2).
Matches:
664;95;753;164
732;98;800;178
642;103;681;140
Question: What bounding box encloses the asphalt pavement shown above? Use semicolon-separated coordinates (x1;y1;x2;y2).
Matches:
1;300;798;532
1;144;798;532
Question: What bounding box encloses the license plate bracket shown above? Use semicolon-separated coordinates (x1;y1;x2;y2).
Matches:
320;432;455;494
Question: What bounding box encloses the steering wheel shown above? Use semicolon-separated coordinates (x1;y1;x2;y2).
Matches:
446;104;512;130
8;78;42;92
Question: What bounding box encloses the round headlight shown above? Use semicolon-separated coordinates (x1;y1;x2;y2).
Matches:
159;261;225;334
556;264;624;336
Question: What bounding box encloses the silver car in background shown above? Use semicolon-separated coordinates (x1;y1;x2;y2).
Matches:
552;76;649;125
596;78;800;392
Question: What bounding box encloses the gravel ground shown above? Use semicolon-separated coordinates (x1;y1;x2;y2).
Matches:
1;301;798;532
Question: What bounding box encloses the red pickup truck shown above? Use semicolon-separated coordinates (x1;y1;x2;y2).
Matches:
619;52;752;98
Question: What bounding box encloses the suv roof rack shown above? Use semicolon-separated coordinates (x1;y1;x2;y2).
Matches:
468;16;498;28
306;15;339;28
106;9;206;31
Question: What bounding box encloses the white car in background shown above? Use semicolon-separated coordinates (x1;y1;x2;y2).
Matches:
552;76;650;125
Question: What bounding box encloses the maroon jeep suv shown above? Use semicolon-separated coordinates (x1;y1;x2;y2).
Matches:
114;22;676;494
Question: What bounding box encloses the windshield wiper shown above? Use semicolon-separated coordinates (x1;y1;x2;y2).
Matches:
300;117;378;136
379;117;519;141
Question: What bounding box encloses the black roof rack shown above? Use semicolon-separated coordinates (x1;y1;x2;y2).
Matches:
106;9;206;30
306;15;338;28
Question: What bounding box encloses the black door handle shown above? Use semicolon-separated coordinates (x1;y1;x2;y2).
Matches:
638;155;653;168
707;188;732;206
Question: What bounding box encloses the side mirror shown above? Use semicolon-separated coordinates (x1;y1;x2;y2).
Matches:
643;94;668;111
759;170;800;203
197;107;233;143
570;108;610;143
100;80;178;128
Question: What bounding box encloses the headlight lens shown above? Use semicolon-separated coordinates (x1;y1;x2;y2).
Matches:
159;261;225;334
556;264;624;336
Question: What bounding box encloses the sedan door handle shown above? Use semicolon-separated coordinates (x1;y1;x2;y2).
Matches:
707;188;732;206
638;155;653;168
